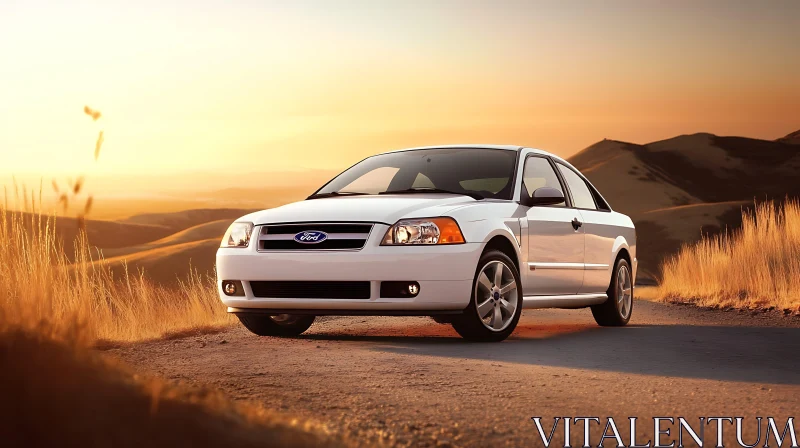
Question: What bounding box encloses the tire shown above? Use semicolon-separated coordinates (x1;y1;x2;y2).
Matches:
431;316;454;324
591;258;633;326
451;250;523;342
237;314;316;337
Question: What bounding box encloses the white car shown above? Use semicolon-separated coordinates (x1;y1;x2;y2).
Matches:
217;145;636;342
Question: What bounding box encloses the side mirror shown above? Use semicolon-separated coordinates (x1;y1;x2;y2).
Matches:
522;187;565;207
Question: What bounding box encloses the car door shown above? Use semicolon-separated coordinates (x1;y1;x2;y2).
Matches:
555;162;616;294
522;155;585;295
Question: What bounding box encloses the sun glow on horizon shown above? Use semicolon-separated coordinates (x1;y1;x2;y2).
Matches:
1;0;798;183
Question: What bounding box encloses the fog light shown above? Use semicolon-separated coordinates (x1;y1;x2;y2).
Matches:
222;280;244;297
380;281;420;298
224;283;237;295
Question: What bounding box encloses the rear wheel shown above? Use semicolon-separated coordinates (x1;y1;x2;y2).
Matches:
451;250;522;342
237;314;316;337
591;258;633;326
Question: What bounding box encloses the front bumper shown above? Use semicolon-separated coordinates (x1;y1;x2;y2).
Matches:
216;227;482;312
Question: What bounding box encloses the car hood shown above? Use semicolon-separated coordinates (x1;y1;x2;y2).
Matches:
240;194;478;225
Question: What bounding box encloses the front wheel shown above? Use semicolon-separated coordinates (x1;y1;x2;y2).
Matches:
591;258;633;326
237;314;316;337
451;250;522;342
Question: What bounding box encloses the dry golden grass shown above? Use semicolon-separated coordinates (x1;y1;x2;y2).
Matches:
0;108;233;344
652;200;800;310
0;108;357;447
0;200;357;446
0;198;234;345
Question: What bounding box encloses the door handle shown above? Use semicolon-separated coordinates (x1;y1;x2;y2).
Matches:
571;218;583;230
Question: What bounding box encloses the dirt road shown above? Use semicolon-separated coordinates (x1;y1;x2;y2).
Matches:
113;301;800;447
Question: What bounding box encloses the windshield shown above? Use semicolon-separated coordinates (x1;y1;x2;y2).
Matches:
313;148;518;200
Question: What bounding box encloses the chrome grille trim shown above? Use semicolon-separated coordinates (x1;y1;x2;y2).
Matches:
261;233;369;241
257;223;374;252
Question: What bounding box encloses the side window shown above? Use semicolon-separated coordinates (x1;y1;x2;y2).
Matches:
587;182;611;211
557;164;597;210
522;157;565;206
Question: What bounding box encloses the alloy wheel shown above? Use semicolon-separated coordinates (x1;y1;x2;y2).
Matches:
474;260;519;332
616;265;632;319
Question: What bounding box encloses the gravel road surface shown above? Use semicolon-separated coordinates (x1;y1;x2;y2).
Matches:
112;301;800;447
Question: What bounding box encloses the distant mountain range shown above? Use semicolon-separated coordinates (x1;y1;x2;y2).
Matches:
777;129;800;145
568;129;800;281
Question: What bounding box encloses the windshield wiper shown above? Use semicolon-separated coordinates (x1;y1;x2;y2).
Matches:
306;191;371;200
379;188;484;200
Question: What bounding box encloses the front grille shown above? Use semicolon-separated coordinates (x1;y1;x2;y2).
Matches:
249;281;371;299
258;223;373;251
261;239;368;250
264;224;372;234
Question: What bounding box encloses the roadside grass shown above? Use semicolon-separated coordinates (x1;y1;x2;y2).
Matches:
649;200;800;311
0;108;360;447
0;200;234;344
0;201;361;447
0;193;360;446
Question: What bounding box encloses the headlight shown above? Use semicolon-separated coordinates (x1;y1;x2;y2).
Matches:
221;222;254;248
381;217;465;245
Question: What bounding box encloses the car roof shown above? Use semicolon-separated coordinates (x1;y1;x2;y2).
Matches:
381;144;541;154
379;144;562;159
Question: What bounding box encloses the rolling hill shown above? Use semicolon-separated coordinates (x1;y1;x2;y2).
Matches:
3;209;251;281
95;219;235;283
777;129;800;145
568;129;800;280
122;209;251;231
4;212;176;260
85;209;253;283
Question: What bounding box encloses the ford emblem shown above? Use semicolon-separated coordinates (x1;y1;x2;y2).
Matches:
294;230;328;244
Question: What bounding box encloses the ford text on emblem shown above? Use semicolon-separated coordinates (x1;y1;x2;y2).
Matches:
294;231;328;244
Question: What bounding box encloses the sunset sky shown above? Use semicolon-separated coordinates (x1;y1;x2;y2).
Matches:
1;0;798;183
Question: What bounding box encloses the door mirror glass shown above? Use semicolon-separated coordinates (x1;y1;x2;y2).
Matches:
523;186;565;207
